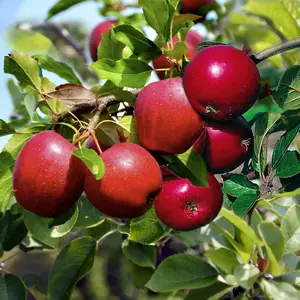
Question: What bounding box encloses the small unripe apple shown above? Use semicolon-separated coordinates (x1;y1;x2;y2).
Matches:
203;117;253;173
135;77;206;154
181;0;214;13
152;30;203;80
84;143;163;218
89;20;117;61
154;172;223;231
183;45;260;120
13;131;85;218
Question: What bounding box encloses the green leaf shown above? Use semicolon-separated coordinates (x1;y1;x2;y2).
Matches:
282;253;299;272
261;280;300;300
146;254;218;292
224;174;259;197
274;66;300;111
4;50;41;92
276;151;300;178
24;92;38;118
220;209;262;246
117;115;140;144
3;213;28;252
131;264;155;288
47;0;87;20
47;98;68;114
0;274;27;300
234;264;260;290
197;41;227;52
23;210;58;248
91;58;152;88
129;208;171;245
205;248;240;274
139;0;175;43
258;222;284;276
186;281;233;300
22;274;47;299
122;240;156;269
87;220;114;241
282;205;300;254
164;41;188;59
97;29;125;61
232;193;258;218
0;120;15;137
72;148;105;180
254;112;281;175
33;55;81;84
250;209;263;237
274;270;300;286
272;122;300;169
114;24;162;61
74;195;104;228
242;0;300;40
50;206;79;238
9;29;56;56
48;237;97;300
163;147;208;187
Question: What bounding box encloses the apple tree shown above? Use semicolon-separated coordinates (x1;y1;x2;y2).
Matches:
1;0;300;299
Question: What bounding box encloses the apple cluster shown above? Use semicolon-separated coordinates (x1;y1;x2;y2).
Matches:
12;0;260;232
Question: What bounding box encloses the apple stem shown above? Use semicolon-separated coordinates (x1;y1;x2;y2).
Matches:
72;131;89;146
251;37;300;64
91;130;102;154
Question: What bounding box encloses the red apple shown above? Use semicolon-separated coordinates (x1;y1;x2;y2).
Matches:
192;128;207;156
154;172;223;231
89;20;117;62
153;30;203;80
203;117;253;173
183;45;260;120
181;0;214;13
134;77;206;154
84;143;163;218
13;131;85;218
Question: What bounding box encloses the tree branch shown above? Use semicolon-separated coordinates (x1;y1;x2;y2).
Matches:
251;37;300;64
16;22;87;63
52;88;142;122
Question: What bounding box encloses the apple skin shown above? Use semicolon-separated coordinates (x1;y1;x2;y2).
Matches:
154;172;223;231
203;117;253;174
84;143;163;218
89;20;117;62
13;131;85;218
183;45;260;120
135;77;206;154
181;0;214;13
192;128;207;156
152;30;203;80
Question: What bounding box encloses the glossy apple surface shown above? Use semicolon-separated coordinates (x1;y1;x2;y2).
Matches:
183;45;260;120
153;30;203;80
135;77;206;154
154;172;223;231
89;20;117;61
204;117;253;173
13;131;85;218
181;0;214;13
84;143;163;218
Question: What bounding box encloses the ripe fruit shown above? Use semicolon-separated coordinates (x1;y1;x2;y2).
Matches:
135;77;205;154
13;131;84;218
183;45;260;120
154;172;223;231
203;117;253;173
181;0;214;13
192;128;207;156
153;30;203;80
89;20;117;61
84;143;162;218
